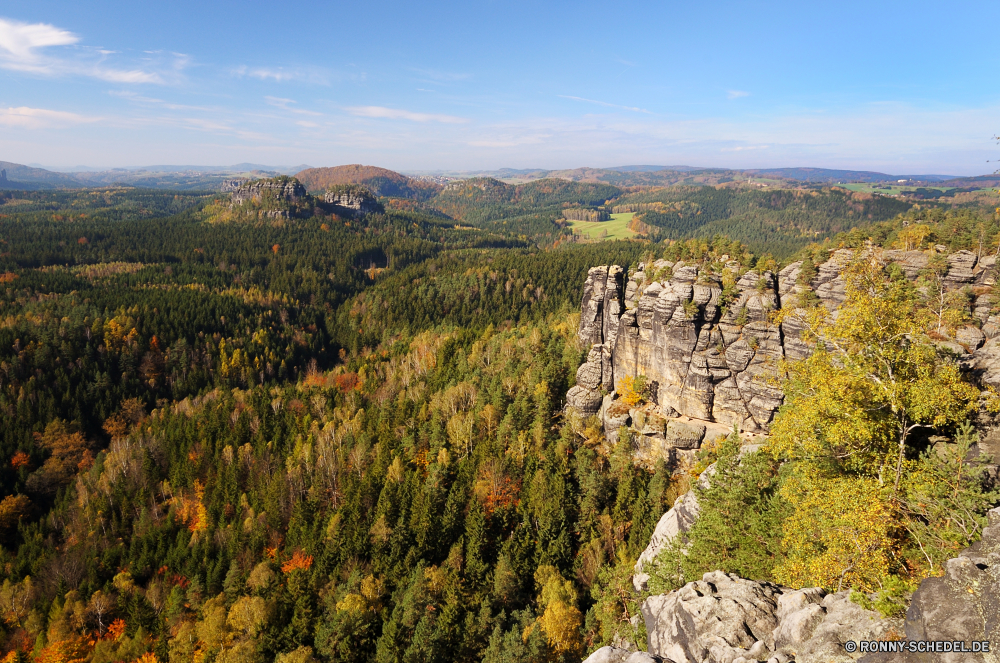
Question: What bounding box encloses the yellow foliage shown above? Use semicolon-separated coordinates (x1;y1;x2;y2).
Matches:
531;565;583;658
894;224;932;251
774;473;899;592
616;375;647;407
335;593;367;614
536;599;584;658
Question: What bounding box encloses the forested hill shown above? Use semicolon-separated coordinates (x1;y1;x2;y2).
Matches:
295;165;441;201
614;185;915;257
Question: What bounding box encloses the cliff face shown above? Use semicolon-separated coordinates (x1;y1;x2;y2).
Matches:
227;178;306;206
223;178;308;219
567;249;999;468
323;188;381;216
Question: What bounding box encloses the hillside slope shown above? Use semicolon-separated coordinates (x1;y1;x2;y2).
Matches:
295;164;441;200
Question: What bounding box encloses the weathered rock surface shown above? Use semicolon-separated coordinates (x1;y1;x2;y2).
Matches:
640;571;899;663
633;488;701;592
615;506;1000;663
225;177;308;218
323;186;381;216
568;250;1000;454
228;177;306;205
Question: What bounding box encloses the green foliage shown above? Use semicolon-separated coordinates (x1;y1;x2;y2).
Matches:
615;185;912;257
900;422;1000;575
646;430;785;592
849;575;914;618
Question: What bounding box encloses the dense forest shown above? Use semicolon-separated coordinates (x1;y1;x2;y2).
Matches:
1;177;998;663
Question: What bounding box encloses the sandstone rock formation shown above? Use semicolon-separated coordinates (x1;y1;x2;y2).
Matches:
567;249;1000;473
226;177;308;218
323;185;381;216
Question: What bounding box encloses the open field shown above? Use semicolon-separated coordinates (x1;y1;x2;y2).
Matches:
568;212;637;241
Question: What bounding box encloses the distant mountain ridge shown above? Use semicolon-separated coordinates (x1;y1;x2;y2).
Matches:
0;159;992;191
743;167;959;183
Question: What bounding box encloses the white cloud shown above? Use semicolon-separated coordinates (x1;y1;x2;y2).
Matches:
0;18;77;59
559;95;651;114
346;106;469;124
727;90;750;99
0;106;97;129
0;17;169;83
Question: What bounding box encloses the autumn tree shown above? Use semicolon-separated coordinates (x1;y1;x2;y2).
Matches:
769;252;981;590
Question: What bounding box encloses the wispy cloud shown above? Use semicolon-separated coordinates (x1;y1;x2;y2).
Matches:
721;144;769;152
233;66;333;85
727;90;750;99
0;17;175;83
346;106;469;124
109;89;215;112
559;95;651;114
265;96;323;116
0;106;98;129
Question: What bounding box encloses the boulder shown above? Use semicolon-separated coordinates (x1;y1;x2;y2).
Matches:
955;325;986;351
641;573;899;663
582;647;633;663
664;420;706;450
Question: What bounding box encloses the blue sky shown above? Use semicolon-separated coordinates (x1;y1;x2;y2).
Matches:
1;0;998;174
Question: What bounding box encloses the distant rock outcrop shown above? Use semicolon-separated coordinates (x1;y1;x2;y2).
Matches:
0;168;7;183
226;177;308;219
228;177;306;206
323;185;381;217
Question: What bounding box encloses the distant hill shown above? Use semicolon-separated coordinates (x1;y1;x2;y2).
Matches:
934;174;1000;189
431;177;621;225
295;165;441;200
745;167;959;183
0;161;83;189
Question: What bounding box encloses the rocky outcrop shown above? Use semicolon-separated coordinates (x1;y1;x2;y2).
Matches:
323;185;381;216
590;505;1000;663
0;168;7;183
640;573;899;663
567;249;1000;468
228;178;306;204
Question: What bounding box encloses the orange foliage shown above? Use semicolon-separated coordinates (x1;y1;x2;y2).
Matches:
34;636;92;663
281;550;314;573
272;244;280;254
334;373;359;393
9;452;28;470
0;272;17;283
77;237;88;245
107;619;126;640
133;653;159;663
483;477;521;515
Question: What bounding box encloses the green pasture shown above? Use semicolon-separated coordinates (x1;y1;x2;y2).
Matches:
568;212;637;241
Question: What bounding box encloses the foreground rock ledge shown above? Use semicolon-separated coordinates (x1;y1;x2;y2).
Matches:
584;506;1000;663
